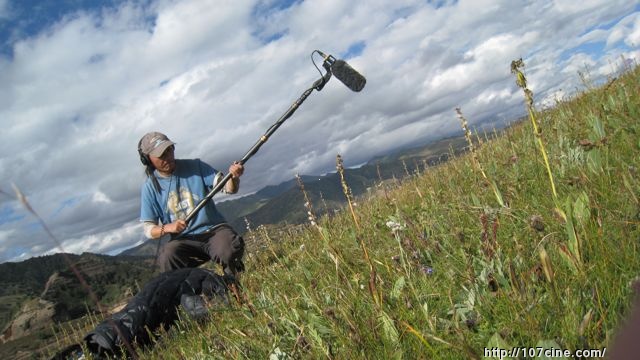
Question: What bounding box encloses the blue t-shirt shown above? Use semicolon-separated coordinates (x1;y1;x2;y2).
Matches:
140;159;227;236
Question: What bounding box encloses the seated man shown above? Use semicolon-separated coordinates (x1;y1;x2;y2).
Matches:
137;132;245;275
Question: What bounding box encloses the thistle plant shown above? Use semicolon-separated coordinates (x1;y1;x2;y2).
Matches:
456;108;505;207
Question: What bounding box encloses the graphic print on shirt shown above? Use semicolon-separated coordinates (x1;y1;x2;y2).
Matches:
166;186;199;221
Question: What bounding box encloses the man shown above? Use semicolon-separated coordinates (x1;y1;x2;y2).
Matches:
137;131;245;275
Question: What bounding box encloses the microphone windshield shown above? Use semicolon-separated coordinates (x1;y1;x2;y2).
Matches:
330;60;366;92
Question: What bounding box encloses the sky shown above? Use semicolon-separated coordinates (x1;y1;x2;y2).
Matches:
0;0;639;263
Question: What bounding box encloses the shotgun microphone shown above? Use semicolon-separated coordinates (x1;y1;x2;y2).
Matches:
316;50;366;92
331;59;366;92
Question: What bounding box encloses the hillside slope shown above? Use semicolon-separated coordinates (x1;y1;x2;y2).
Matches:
55;65;640;359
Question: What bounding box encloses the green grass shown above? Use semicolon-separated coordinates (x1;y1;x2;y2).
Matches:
66;64;640;359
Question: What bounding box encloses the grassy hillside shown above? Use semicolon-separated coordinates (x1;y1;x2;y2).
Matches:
56;64;639;359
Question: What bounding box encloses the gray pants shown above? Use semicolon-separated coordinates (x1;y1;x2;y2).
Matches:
158;225;245;275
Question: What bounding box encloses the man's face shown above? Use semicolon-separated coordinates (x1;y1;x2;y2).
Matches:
149;145;175;174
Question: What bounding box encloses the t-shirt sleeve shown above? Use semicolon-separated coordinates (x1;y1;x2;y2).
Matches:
198;159;219;189
140;182;160;223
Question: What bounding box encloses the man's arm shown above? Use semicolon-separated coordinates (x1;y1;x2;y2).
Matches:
224;176;240;194
143;220;187;239
214;162;243;194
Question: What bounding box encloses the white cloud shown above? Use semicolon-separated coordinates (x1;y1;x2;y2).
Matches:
608;26;628;46
92;191;111;204
58;220;144;256
553;0;612;14
0;229;15;250
561;53;598;75
1;0;639;263
626;14;640;46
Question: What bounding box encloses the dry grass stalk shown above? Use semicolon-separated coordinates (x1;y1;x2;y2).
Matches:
336;154;360;229
376;163;390;201
402;159;424;199
295;173;319;228
402;159;411;177
335;156;382;305
456;108;505;207
480;212;499;260
538;245;554;283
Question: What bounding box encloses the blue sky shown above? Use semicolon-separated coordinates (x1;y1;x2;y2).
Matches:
0;0;639;263
1;0;130;56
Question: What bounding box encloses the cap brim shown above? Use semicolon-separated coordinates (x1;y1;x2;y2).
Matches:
148;140;175;157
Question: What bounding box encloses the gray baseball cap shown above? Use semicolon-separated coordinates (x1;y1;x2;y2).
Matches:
139;132;176;157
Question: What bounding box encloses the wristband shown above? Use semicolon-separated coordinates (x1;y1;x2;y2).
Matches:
160;224;165;237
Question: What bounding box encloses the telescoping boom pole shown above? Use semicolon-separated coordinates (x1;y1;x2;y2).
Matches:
184;51;366;223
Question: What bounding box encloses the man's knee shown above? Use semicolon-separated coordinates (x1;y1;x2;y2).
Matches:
209;228;245;272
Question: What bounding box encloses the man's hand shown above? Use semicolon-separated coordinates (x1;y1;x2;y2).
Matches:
228;161;244;178
168;220;187;234
225;162;243;194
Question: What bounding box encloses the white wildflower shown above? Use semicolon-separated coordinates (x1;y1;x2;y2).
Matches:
385;220;406;232
269;347;291;360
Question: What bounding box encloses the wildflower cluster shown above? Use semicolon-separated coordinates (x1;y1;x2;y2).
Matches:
385;219;407;233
